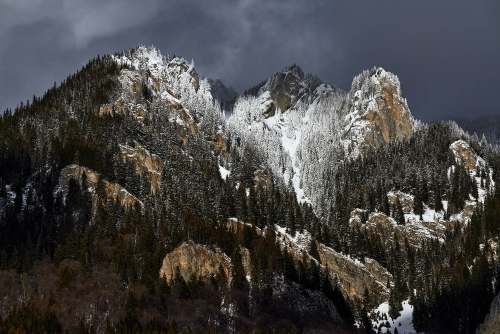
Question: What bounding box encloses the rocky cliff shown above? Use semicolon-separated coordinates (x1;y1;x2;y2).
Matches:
274;226;392;305
58;165;143;212
159;241;231;283
119;142;162;195
342;67;414;155
258;64;334;113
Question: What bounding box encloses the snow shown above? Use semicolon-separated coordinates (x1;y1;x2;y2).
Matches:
372;300;416;334
219;165;230;180
281;130;310;204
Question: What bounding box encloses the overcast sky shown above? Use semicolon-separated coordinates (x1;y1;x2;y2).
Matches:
0;0;498;122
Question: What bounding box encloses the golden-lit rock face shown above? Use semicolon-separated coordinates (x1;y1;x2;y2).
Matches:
478;294;500;334
342;68;414;155
361;76;414;148
159;242;230;282
58;165;143;212
317;244;392;304
450;140;478;171
273;226;392;305
119;142;162;195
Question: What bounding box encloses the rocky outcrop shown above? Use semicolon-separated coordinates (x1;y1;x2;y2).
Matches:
206;78;238;110
207;127;229;158
159;241;231;283
254;169;272;189
58;165;143;211
477;294;500;334
350;209;448;250
451;139;483;171
110;46;214;142
258;64;334;113
274;226;392;305
387;190;414;214
349;199;481;251
317;244;392;304
119;142;162;195
342;67;414;155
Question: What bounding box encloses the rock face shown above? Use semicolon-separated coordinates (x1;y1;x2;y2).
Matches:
159;241;231;282
274;226;392;305
343;67;414;154
206;78;238;110
111;47;214;138
58;165;143;212
317;244;392;304
477;294;500;334
350;210;446;249
258;64;332;113
451;139;483;171
119;142;162;195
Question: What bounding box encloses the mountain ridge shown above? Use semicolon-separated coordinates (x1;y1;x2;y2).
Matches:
0;45;500;333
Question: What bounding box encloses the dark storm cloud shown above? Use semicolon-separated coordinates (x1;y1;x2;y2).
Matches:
0;0;498;122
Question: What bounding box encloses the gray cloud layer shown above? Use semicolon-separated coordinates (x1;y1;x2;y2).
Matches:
0;0;498;122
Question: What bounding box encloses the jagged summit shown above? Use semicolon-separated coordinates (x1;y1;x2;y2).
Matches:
256;63;335;113
342;66;414;154
205;78;238;112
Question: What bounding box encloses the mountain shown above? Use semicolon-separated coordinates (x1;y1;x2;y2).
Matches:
1;46;500;333
205;78;238;115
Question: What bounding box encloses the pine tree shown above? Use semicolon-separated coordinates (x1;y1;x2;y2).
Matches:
394;198;405;225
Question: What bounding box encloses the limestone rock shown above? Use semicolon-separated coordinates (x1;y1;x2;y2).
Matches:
58;165;143;212
274;226;392;305
450;139;483;171
258;64;334;113
159;241;231;283
317;244;391;304
119;142;162;195
343;67;414;155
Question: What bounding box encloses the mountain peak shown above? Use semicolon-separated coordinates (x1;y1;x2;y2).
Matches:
342;66;414;153
256;64;333;112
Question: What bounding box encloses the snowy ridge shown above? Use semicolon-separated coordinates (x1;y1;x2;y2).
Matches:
230;66;415;216
111;46;221;130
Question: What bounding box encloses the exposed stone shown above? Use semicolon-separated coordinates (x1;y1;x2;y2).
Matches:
240;247;252;279
450;140;481;171
168;58;200;92
274;226;392;305
99;104;113;116
317;244;391;304
258;64;331;113
263;100;276;118
159;241;231;283
118;69;143;102
387;190;414;214
58;165;143;212
119;142;162;195
343;68;414;154
254;169;272;189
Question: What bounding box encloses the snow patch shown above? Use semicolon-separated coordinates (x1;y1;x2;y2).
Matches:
372;300;416;334
219;165;230;180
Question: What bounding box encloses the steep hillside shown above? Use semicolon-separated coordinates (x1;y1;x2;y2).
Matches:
1;46;500;333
